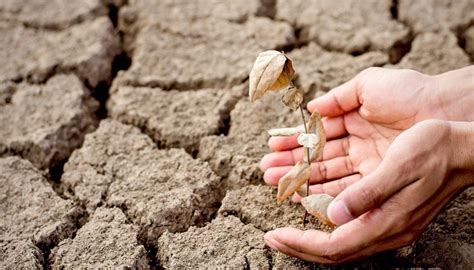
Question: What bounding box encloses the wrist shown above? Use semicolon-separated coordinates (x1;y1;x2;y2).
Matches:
448;121;474;185
426;66;474;121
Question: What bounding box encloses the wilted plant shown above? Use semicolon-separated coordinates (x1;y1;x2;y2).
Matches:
249;50;334;226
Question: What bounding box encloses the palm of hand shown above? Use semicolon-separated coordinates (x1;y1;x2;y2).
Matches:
261;108;405;198
318;110;402;196
261;68;430;197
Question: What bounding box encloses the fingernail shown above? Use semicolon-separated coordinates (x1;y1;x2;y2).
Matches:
328;199;353;225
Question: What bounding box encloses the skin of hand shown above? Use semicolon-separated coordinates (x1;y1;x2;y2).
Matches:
260;66;474;263
261;67;437;197
260;66;474;197
264;119;474;263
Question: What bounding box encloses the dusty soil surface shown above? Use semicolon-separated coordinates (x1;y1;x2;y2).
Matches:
0;0;472;269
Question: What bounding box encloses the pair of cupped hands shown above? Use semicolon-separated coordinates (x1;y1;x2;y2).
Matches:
261;66;474;263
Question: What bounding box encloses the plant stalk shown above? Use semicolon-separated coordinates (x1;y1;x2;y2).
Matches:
299;105;311;226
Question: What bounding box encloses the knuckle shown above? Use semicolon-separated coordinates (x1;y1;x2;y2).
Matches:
317;162;328;180
337;179;347;193
343;156;354;173
341;137;350;155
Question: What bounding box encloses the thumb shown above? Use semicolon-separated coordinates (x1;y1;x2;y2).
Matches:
307;73;361;117
327;163;407;225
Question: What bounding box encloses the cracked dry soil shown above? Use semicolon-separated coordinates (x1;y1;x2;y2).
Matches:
0;0;473;269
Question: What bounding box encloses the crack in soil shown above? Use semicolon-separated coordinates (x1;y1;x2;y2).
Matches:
37;205;89;270
390;0;399;20
454;21;474;62
93;4;133;120
25;6;133;265
385;0;414;64
114;204;163;270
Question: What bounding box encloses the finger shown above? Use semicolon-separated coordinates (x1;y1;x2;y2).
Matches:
323;116;348;139
261;137;351;171
272;173;472;263
265;230;336;264
307;75;361;117
268;135;300;151
266;227;414;264
260;150;297;172
314;174;362;197
265;228;334;263
265;211;389;263
266;200;413;263
321;207;394;257
329;176;460;262
380;170;465;236
292;174;362;202
327;160;411;225
333;231;417;263
263;156;356;186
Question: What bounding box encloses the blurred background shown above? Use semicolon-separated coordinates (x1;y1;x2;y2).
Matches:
0;0;473;269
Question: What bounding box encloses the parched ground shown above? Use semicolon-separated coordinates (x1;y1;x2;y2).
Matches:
1;0;473;269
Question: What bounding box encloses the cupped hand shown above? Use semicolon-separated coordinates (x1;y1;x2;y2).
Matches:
264;120;473;263
260;67;435;197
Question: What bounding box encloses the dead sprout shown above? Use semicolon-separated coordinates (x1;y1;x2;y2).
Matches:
249;50;328;226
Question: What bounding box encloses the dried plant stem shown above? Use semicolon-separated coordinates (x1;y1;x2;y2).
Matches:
299;105;311;226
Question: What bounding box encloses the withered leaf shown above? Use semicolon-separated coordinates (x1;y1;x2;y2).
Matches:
296;183;308;197
268;127;299;136
281;86;303;110
277;161;310;203
303;111;327;162
268;126;305;136
249;50;295;102
301;194;335;227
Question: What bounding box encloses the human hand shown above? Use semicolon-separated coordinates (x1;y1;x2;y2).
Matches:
260;66;474;199
260;67;435;196
264;120;474;263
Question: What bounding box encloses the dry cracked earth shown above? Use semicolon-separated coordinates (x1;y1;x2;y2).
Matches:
1;0;473;269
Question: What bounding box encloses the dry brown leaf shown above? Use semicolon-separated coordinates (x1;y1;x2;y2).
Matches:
276;161;310;203
296;183;308;197
303;111;327;162
281;86;303;110
267;127;300;136
249;50;295;102
301;194;335;227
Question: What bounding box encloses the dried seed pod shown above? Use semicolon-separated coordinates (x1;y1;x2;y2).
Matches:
249;50;295;102
301;194;335;227
277;161;310;203
281;86;303;110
